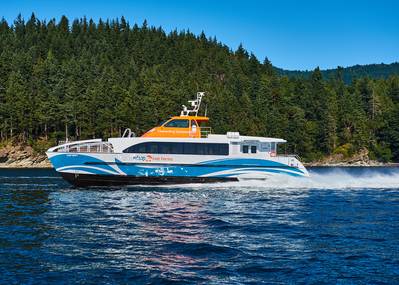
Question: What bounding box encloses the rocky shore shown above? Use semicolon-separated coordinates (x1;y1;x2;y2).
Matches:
305;148;398;167
306;161;394;167
0;144;51;168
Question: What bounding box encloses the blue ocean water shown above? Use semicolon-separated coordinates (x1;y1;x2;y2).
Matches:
0;167;398;284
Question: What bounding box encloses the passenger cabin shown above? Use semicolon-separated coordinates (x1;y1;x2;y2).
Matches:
118;135;284;158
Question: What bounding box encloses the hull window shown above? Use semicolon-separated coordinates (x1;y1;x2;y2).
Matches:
123;142;229;155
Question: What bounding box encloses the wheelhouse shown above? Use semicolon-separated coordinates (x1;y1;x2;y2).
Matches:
141;116;210;138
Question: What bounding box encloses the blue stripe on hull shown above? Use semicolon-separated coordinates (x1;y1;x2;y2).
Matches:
49;154;305;178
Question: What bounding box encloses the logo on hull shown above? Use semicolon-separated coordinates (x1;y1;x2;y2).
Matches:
130;154;173;162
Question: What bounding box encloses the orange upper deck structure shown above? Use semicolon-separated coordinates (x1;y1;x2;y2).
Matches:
141;92;211;138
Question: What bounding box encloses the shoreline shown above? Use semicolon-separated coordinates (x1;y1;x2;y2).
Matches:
0;165;52;169
305;160;399;167
305;163;399;168
0;162;398;169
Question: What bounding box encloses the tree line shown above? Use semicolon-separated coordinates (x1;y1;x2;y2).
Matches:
276;62;399;84
0;14;399;162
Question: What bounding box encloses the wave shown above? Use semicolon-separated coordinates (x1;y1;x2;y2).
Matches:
152;168;399;190
1;168;398;190
276;168;399;189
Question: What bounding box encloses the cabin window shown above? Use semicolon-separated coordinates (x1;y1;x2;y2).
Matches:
260;142;271;152
183;143;196;154
148;142;158;153
172;143;184;154
136;143;147;153
123;142;229;155
242;145;257;154
164;119;189;128
195;143;207;155
158;142;172;154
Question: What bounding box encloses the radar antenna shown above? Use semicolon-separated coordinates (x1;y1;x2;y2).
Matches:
180;92;205;116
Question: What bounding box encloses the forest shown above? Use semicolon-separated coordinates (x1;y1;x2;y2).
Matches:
0;14;399;162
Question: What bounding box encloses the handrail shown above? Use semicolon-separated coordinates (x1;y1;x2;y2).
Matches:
280;154;302;161
122;128;136;138
57;139;101;146
200;127;212;138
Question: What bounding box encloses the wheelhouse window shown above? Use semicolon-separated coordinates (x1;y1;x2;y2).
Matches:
251;146;257;153
164;119;189;128
123;142;229;155
242;145;249;153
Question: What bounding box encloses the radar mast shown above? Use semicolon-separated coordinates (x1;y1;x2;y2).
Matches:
180;92;205;117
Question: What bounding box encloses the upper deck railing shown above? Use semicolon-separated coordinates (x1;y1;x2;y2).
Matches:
55;140;114;153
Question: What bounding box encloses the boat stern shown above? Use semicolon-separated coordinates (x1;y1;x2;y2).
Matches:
45;139;114;173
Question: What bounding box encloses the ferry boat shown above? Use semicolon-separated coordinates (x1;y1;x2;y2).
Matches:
47;92;309;186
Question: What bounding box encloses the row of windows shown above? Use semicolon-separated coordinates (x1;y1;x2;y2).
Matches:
241;142;277;154
123;142;229;155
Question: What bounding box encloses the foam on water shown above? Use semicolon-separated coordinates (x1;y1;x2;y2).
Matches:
281;168;399;189
153;167;399;190
1;167;398;190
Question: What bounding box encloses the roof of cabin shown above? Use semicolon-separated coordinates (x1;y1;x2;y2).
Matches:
207;134;286;143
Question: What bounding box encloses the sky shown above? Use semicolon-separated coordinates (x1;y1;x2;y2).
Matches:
2;0;398;70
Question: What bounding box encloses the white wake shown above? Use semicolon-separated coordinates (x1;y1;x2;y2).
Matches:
154;168;399;190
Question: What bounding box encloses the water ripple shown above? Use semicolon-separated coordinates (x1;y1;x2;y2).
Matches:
0;167;399;284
